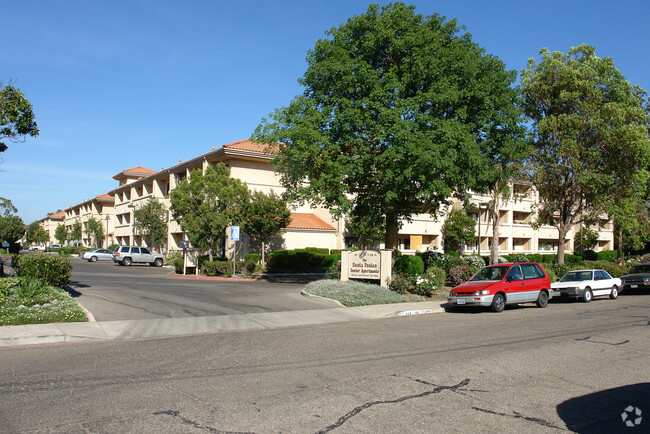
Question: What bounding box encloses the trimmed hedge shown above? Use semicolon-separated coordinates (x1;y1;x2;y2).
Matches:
201;260;255;276
245;253;260;264
14;254;72;288
266;249;339;272
393;255;424;276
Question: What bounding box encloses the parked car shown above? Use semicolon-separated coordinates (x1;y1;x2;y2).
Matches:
551;269;620;302
447;262;552;313
48;244;61;250
620;262;650;292
112;246;165;267
82;248;115;262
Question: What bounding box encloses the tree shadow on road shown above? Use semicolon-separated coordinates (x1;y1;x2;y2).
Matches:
556;383;649;432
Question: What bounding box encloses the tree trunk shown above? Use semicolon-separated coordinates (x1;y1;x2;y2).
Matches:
261;241;266;265
490;216;500;265
617;227;623;261
385;206;399;256
557;225;567;265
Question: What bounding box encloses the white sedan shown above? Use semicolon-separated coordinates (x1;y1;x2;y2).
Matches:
82;248;115;262
551;269;621;302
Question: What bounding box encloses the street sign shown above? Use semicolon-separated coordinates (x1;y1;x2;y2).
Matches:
179;240;190;249
230;226;240;241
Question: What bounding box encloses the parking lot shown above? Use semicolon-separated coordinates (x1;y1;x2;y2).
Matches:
68;258;338;321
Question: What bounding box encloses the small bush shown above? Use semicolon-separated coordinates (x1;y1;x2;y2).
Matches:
14;254;72;288
582;250;598;261
597;250;618;262
324;263;341;280
541;255;557;264
447;265;471;287
463;255;486;268
504;254;529;263
389;273;416;294
416;267;446;297
581;260;629;278
444;255;467;272
393;255;424;276
419;251;444;270
565;254;583;264
245;253;260;264
526;254;543;263
171;257;184;274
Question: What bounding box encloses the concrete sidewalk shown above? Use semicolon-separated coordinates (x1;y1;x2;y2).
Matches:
0;301;446;348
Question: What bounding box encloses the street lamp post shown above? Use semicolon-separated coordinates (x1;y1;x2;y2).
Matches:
105;215;110;248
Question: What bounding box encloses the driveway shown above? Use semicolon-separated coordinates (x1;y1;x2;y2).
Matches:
68;259;337;321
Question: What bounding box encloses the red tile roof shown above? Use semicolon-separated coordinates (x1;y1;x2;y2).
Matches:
96;193;114;201
287;213;335;230
113;166;157;180
223;139;278;153
48;211;65;219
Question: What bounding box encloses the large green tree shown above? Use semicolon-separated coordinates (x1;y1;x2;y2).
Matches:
84;217;103;248
1;83;39;153
241;190;291;264
54;223;67;245
254;3;522;253
25;221;41;244
134;197;168;252
69;222;82;243
0;215;25;246
170;164;249;261
521;45;650;264
442;209;476;253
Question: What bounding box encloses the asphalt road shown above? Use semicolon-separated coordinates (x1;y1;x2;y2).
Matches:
68;259;338;321
1;290;648;432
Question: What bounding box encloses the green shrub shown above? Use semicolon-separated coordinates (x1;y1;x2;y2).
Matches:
447;265;471;287
582;250;598;261
304;247;330;255
544;267;557;282
581;260;629;278
416;266;446;296
267;249;339;272
419;251;444;270
548;263;571;279
389;273;416;294
14;254;72;288
324;263;341;279
526;254;543;263
463;255;486;268
393;255;424;276
504;254;529;262
245;253;260;264
541;255;557;264
171;257;183;274
444;255;467;272
597;250;618;262
565;254;583;264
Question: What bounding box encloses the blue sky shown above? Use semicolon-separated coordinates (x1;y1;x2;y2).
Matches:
2;0;649;224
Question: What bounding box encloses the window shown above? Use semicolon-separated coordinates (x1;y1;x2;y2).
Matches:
506;265;523;281
141;248;151;254
131;247;140;254
521;263;544;279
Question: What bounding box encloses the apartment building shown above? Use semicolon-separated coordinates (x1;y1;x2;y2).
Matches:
63;193;116;248
41;138;614;257
108;139;340;257
39;210;65;245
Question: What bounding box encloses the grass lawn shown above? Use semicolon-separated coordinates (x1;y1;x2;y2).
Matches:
0;277;88;326
304;279;427;307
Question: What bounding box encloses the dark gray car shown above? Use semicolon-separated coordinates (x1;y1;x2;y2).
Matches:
620;262;650;292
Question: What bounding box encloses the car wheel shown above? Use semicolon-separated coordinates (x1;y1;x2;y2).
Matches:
583;288;593;303
122;257;132;266
610;285;619;300
491;293;505;313
536;290;549;308
153;258;163;267
89;256;97;262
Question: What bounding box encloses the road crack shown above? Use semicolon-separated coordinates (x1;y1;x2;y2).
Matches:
575;336;630;346
316;378;470;433
152;410;254;433
472;406;566;430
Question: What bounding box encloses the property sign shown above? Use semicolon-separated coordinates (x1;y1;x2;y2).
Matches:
230;226;240;241
348;250;381;280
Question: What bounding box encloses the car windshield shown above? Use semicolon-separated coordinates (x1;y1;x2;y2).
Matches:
470;266;509;282
629;264;650;274
559;271;593;282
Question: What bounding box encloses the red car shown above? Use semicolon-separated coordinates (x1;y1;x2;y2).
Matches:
447;262;552;313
